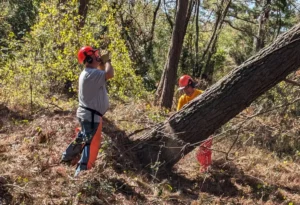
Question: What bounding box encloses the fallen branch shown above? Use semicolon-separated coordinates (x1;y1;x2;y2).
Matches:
284;78;300;87
128;127;152;137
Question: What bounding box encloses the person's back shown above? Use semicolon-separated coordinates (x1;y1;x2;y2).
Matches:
61;46;114;177
77;68;108;122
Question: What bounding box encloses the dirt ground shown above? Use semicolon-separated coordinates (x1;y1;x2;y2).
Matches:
0;103;299;205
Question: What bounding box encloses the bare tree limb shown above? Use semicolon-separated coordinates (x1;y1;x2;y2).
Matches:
227;14;256;24
224;19;258;38
284;78;300;87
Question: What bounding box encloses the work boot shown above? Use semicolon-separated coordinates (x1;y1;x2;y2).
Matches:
74;163;87;177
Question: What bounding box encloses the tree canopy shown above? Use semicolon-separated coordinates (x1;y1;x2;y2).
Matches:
1;0;299;109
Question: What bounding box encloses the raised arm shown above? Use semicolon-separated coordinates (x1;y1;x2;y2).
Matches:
105;61;114;80
97;50;114;80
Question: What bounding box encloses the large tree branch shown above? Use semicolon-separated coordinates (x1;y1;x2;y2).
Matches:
224;19;258;38
163;0;174;30
227;14;256;24
284;78;300;87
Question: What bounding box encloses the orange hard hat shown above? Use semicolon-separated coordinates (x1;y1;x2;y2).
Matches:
77;46;99;64
178;75;192;90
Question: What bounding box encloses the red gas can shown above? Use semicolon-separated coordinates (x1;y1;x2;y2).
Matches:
196;136;213;172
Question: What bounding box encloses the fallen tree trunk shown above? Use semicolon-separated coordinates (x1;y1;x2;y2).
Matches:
133;23;300;170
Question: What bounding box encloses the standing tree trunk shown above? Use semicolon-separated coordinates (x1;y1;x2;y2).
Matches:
254;0;271;52
78;0;90;29
274;9;282;40
202;0;231;80
135;23;300;170
147;0;161;65
155;0;190;109
163;0;174;30
199;0;231;80
193;0;200;77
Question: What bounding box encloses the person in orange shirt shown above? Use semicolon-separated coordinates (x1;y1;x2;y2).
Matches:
177;75;203;111
177;75;212;172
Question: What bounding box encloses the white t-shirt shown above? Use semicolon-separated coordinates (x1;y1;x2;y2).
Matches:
76;68;109;122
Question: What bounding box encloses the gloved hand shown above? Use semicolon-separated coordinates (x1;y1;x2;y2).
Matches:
100;50;111;64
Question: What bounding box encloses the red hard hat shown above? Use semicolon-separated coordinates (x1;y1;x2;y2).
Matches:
77;46;96;64
178;75;192;90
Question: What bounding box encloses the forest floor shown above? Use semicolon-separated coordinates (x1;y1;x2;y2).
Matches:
0;100;299;205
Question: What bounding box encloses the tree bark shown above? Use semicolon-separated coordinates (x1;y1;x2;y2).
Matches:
155;0;190;109
134;23;300;170
254;0;271;52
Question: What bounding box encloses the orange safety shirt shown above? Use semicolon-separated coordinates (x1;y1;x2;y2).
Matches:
177;89;203;111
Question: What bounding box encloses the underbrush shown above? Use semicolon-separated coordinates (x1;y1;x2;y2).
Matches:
0;98;299;204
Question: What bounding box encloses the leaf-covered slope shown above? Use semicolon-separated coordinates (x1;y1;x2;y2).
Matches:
0;101;299;204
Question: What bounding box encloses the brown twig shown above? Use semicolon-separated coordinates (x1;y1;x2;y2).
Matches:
284;78;300;87
127;127;151;137
4;184;33;197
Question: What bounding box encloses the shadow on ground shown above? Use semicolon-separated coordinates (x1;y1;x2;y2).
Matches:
101;116;295;204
